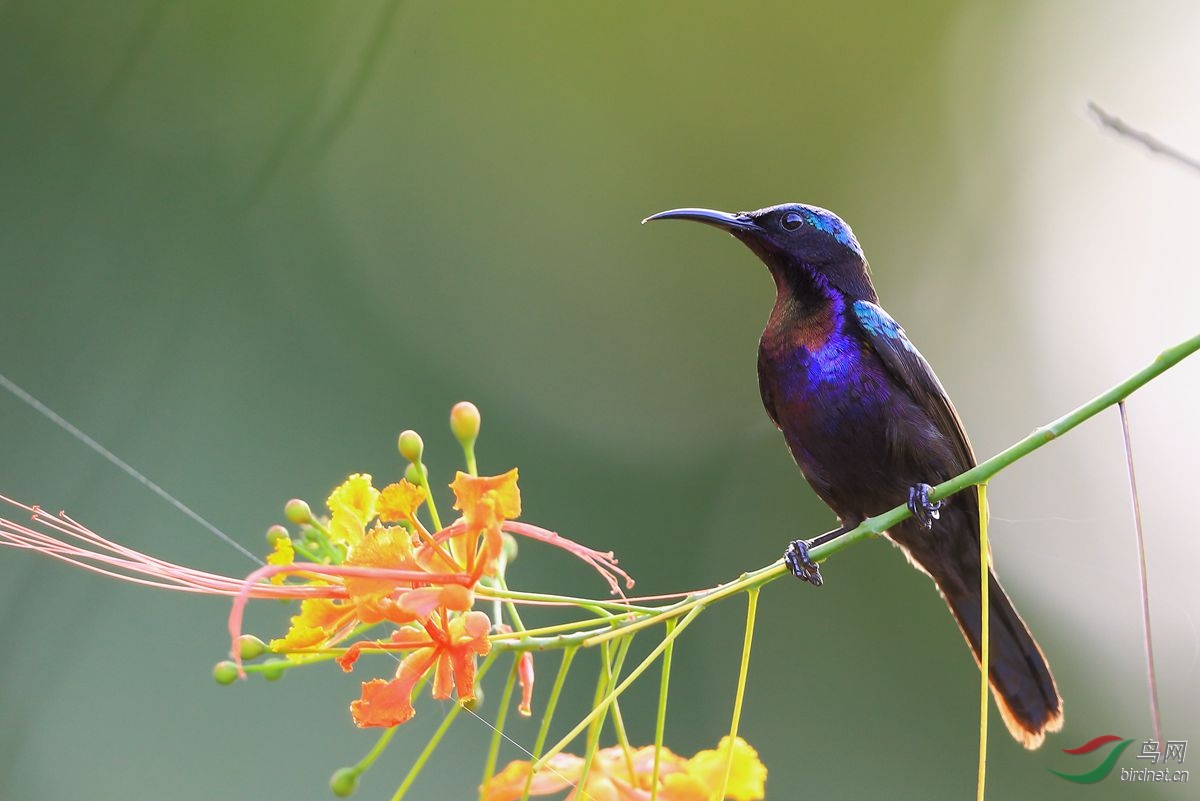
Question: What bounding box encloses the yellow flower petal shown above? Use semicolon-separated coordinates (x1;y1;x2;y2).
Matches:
266;536;295;585
377;479;426;523
685;736;767;801
326;473;379;546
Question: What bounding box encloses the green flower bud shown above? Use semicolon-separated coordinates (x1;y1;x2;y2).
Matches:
397;429;424;464
237;635;268;661
450;402;481;445
330;767;359;797
501;532;519;563
261;659;287;681
404;462;427;485
284;498;313;525
212;661;239;685
265;524;289;546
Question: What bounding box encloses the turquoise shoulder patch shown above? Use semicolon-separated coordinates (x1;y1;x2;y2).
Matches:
852;300;916;353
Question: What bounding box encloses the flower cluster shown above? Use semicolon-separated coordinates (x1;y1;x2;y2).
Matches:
264;468;515;725
482;736;767;801
229;402;629;730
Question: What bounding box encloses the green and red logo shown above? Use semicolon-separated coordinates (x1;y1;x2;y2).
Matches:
1048;735;1135;784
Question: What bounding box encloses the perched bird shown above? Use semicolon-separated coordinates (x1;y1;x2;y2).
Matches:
644;203;1063;749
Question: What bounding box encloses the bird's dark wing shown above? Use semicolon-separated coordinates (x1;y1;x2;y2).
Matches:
850;299;975;470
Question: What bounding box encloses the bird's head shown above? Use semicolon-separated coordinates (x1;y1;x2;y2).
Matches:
643;203;876;301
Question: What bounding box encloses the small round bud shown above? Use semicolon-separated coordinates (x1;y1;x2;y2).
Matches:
237;635;268;661
501;532;519;563
284;498;313;525
462;687;484;712
404;462;427;485
266;524;289;546
450;402;481;445
213;660;239;685
261;659;287;681
397;430;424;464
330;767;360;797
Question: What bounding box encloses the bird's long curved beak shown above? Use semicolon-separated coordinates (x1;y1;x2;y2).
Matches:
641;207;757;232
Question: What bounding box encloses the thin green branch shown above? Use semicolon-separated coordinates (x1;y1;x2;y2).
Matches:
519;647;578;801
649;619;677;801
585;332;1200;648
976;485;990;801
716;588;759;801
535;606;704;771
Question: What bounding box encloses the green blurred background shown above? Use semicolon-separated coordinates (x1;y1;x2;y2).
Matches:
2;1;1198;799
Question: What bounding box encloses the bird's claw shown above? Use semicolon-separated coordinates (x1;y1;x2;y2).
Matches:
784;539;824;587
907;483;943;530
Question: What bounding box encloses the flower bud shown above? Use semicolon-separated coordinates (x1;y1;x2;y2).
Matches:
450;402;481;445
501;532;519;563
397;430;424;464
212;660;239;685
265;524;289;546
284;498;313;525
261;658;287;681
237;635;268;661
330;767;360;797
404;462;427;485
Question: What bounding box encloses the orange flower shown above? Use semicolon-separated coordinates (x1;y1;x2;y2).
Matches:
341;610;492;727
481;737;766;801
449;468;521;578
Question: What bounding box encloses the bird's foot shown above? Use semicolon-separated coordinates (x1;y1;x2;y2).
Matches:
907;483;943;530
784;539;824;587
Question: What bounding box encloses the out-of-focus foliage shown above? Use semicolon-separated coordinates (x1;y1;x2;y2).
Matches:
1;2;1197;800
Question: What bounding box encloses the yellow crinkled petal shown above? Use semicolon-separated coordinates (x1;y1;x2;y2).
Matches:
326;473;379;546
377;479;426;523
269;598;351;660
685;736;767;801
343;525;417;603
266;536;295;584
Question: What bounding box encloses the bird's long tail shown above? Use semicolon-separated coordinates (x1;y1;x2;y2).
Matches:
898;503;1063;749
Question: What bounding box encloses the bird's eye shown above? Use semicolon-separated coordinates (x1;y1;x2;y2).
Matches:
781;212;804;231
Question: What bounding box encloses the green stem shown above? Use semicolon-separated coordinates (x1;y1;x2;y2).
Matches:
604;636;638;781
493;571;527;632
576;638;621;793
392;651;498;801
535;606;703;771
977;485;990;801
586;332;1200;647
649;618;676;801
480;585;661;615
519;646;579;801
352;726;397;776
413;464;444;532
715;588;759;801
480;656;522;798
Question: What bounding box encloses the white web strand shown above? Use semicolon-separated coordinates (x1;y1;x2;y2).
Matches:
0;370;261;565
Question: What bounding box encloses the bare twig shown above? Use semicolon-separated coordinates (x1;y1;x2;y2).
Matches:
1089;102;1200;173
1118;401;1164;751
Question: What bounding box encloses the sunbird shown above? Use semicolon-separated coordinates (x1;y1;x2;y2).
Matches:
644;203;1063;748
